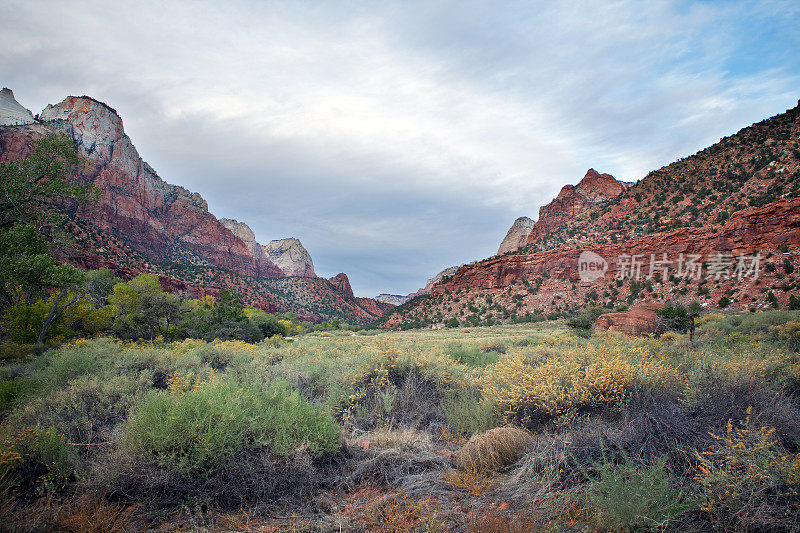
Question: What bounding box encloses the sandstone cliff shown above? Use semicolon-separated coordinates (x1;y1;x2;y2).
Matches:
498;169;631;254
0;95;283;278
219;219;316;278
0;88;35;126
497;216;535;255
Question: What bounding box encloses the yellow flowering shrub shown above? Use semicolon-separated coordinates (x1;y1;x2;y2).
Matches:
695;408;800;528
338;345;399;420
696;313;725;327
0;427;73;498
485;343;682;426
167;368;215;394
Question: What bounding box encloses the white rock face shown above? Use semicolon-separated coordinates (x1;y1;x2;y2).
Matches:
264;238;316;277
375;294;412;306
0;88;35;126
497;216;535;255
422;265;462;293
220;218;258;252
221;218;315;278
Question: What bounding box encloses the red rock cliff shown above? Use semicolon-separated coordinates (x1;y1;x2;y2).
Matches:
1;96;283;278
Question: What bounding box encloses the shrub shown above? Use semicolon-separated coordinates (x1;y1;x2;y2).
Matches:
55;494;138;533
32;338;121;391
0;342;37;363
9;374;151;444
123;379;340;477
770;321;800;352
695;409;800;530
0;377;30;412
443;389;499;437
0;426;74;500
485;344;682;427
446;343;498;367
566;307;609;332
582;453;693;530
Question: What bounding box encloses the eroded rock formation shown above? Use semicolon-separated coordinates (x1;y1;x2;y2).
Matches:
329;273;354;298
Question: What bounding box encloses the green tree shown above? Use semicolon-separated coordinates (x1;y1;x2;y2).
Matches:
0;133;93;228
108;275;181;340
656;301;701;342
0;134;98;344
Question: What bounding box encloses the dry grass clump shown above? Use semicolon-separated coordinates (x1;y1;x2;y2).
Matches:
55;494;139;533
442;467;496;496
454;426;534;473
347;427;451;497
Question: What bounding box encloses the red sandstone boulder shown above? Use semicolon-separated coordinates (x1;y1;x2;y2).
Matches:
592;303;664;336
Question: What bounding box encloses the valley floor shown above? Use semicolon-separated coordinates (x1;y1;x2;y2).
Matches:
2;313;800;531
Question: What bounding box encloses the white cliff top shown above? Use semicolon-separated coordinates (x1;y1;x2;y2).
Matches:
0;88;35;126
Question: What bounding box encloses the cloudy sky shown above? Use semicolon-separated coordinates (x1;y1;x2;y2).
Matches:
2;1;798;296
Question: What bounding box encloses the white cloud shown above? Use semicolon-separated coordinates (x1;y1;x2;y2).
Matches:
1;0;797;295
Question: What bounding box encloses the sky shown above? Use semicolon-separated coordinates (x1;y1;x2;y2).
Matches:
1;1;798;296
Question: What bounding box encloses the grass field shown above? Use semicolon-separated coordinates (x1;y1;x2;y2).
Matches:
2;312;800;531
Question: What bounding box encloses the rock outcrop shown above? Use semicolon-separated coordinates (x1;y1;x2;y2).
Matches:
592;304;664;336
494;170;631;255
432;197;800;294
329;273;354;298
375;294;412;306
218;219;315;277
264;238;316;277
525;169;631;246
0;88;34;126
498;216;535;255
422;265;462;293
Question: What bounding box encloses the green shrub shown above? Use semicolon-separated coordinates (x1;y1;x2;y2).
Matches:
124;379;340;477
32;338;121;391
446;344;499;367
0;342;37;363
443;389;499;437
9;374;151;444
582;453;693;531
0;377;31;412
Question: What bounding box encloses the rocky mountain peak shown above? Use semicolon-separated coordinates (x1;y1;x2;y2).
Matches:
264;238;316;277
375;294;412;306
39;96;129;168
328;273;354;298
220;218;257;246
0;88;35;126
495;169;631;254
